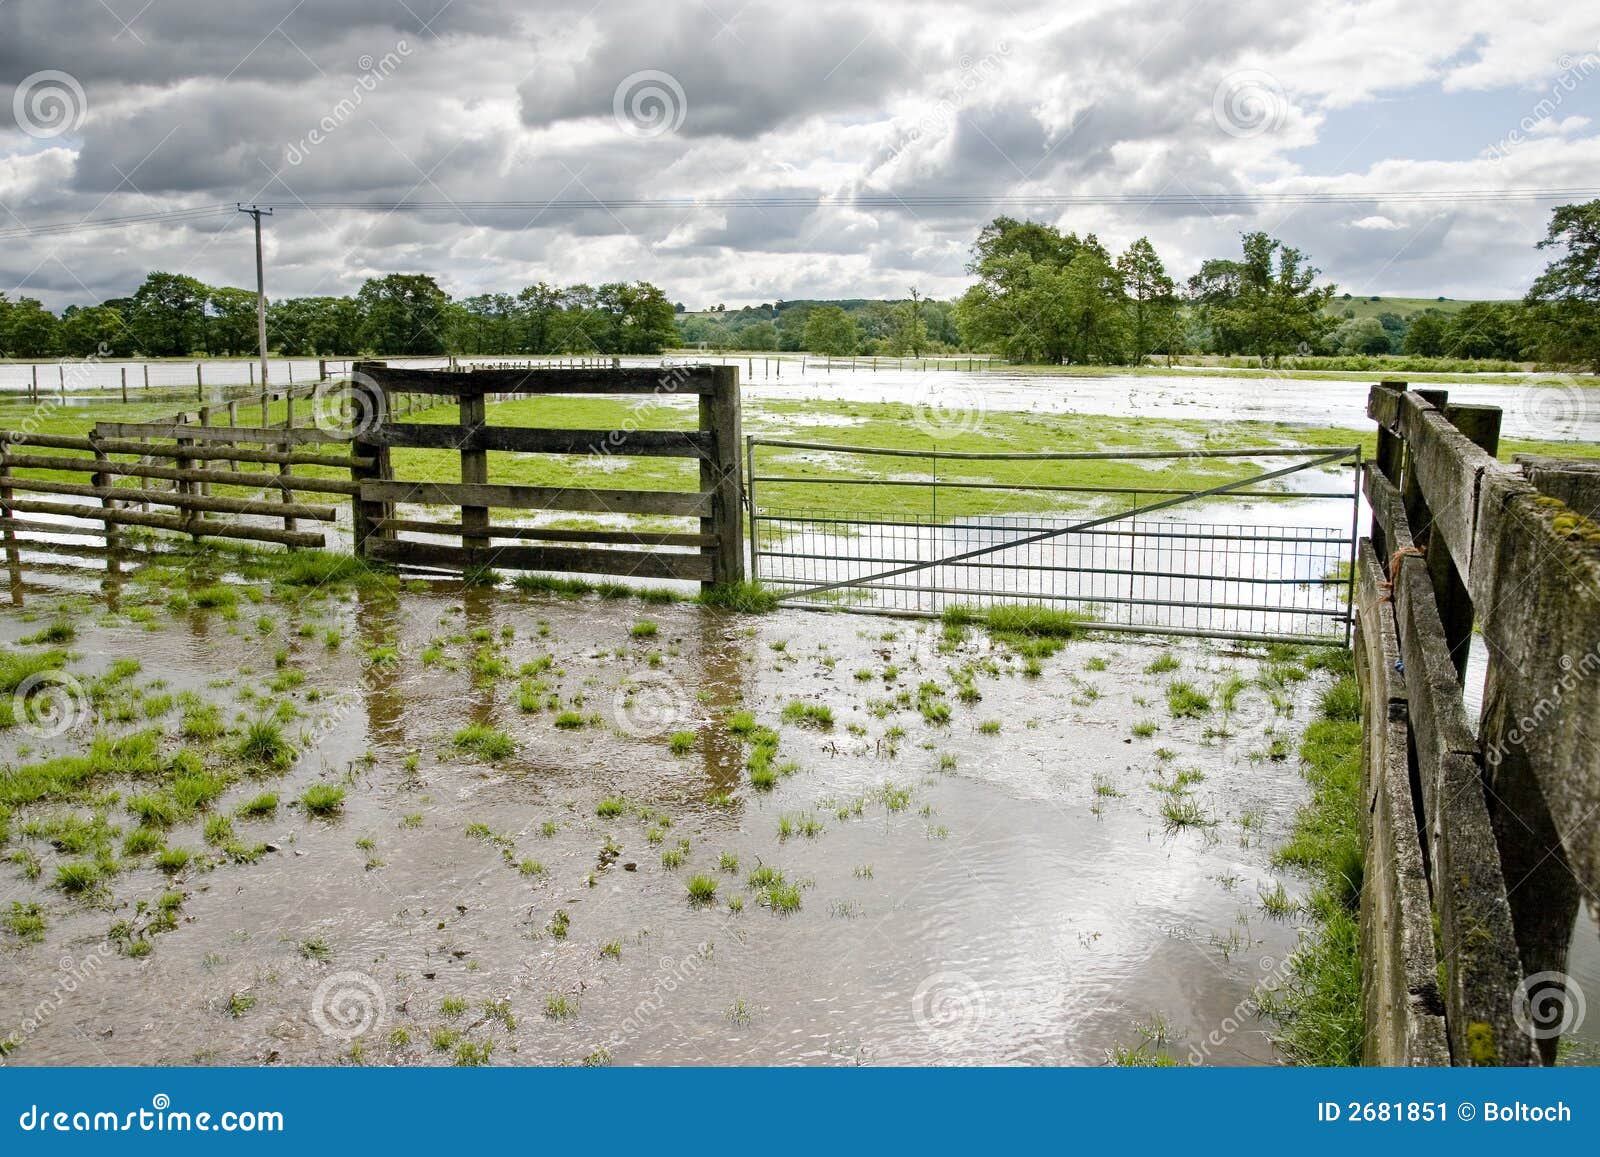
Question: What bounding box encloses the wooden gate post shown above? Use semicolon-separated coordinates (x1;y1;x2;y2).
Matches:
459;386;489;553
701;364;744;588
350;361;393;556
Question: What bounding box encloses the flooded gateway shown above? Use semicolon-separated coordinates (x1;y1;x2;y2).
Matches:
0;561;1335;1067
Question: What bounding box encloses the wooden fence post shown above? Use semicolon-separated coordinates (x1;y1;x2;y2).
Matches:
1478;460;1600;1065
460;386;489;553
701;364;744;589
350;361;392;556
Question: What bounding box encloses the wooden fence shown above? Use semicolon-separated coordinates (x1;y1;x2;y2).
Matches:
348;361;744;588
1357;380;1600;1066
0;371;452;547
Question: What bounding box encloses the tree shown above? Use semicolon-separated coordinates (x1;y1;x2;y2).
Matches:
357;274;450;355
1402;310;1448;356
803;305;857;355
1190;233;1336;364
1524;200;1600;372
1117;237;1176;365
954;217;1138;364
734;320;778;350
0;296;59;357
889;288;930;356
1332;316;1393;356
206;287;260;356
58;305;132;357
128;272;209;356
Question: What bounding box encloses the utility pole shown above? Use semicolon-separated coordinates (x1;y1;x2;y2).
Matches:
237;204;273;390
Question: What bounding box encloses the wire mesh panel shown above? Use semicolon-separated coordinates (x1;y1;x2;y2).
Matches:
747;440;1359;644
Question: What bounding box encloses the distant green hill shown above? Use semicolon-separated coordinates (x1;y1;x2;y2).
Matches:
1324;295;1511;321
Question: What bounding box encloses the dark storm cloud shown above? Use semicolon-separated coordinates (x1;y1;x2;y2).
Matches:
0;0;508;95
1;0;1594;307
517;5;919;139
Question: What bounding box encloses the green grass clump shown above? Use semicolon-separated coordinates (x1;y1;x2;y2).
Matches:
596;796;626;818
156;847;192;874
237;720;295;768
1144;652;1180;674
1166;681;1212;718
274;551;370;587
686;874;718;904
19;620;76;645
695;581;779;612
180;702;225;742
301;784;346;816
780;700;833;729
667;730;695;755
236;792;279;819
54;860;103;893
191;584;238;610
452;725;514;760
4;901;47;941
630;619;659;639
980;606;1090;638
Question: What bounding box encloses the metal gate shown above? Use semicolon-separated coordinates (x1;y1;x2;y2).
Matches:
746;439;1361;645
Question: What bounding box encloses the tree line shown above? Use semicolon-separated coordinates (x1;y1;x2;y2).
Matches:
0;273;679;360
2;202;1595;371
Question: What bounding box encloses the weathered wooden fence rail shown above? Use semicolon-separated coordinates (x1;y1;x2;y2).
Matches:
1358;379;1600;1066
348;361;744;588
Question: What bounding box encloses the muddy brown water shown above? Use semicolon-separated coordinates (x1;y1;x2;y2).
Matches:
2;572;1337;1066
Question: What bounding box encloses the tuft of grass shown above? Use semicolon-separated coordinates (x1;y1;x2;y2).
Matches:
544;994;578;1020
236;792;278;819
780;700;833;729
695;581;779;613
667;730;695;755
1145;652;1180;674
238;719;295;768
452;725;514;761
595;795;626;818
629;620;659;639
686;874;718;904
54;861;102;894
1166;680;1212;719
4;901;47;941
301;783;346;816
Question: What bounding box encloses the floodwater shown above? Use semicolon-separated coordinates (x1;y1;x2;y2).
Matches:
4;356;1594;443
2;562;1327;1066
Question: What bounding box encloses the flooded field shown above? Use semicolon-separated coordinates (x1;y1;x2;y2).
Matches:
0;551;1339;1066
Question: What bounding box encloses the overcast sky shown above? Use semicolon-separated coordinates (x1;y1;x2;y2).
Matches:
3;0;1599;311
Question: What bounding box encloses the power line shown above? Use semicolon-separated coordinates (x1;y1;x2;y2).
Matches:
3;187;1597;239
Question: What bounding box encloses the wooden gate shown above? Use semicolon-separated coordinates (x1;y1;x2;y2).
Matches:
347;362;744;588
